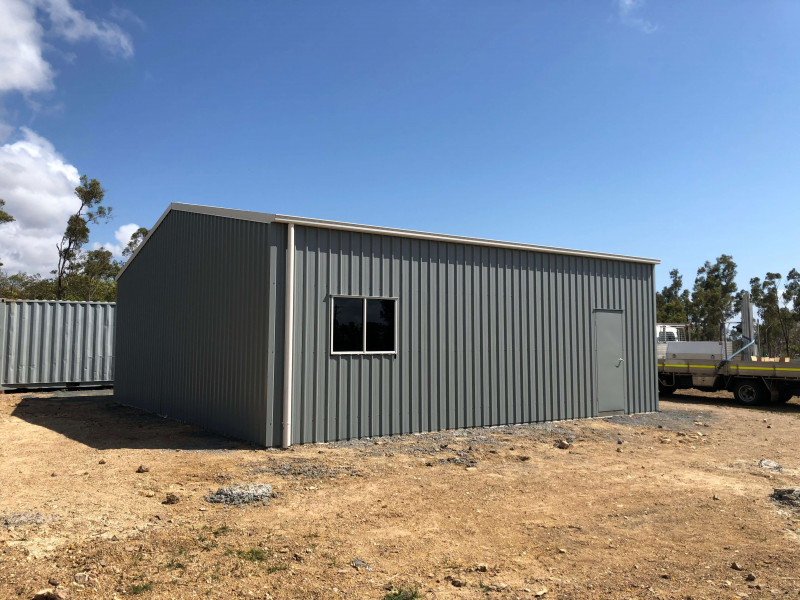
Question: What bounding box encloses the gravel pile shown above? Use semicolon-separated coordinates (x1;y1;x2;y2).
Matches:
205;483;273;506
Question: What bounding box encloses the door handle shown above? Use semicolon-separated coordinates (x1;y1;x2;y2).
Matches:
617;358;625;366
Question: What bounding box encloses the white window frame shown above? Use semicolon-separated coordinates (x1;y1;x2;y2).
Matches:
330;295;399;355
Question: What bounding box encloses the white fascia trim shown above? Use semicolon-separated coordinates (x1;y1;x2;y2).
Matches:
118;202;660;281
273;215;660;265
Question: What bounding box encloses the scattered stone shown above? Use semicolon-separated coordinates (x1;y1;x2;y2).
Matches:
616;448;623;453
450;578;466;588
676;432;687;437
617;439;624;445
98;459;106;465
293;553;303;562
745;573;756;582
555;440;571;450
51;472;56;477
350;558;372;572
731;562;744;571
2;512;48;528
770;488;800;509
476;564;488;573
713;494;720;501
659;437;671;444
47;578;58;587
517;455;531;462
205;483;273;506
535;588;548;597
558;548;567;554
758;459;783;473
163;493;180;505
32;589;69;600
136;465;149;473
143;491;155;498
73;572;96;587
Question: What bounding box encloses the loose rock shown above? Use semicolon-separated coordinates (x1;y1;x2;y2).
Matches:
555;440;571;450
758;459;783;473
731;562;744;571
350;558;372;572
205;483;273;506
32;589;69;600
770;488;800;509
136;465;149;473
163;493;180;505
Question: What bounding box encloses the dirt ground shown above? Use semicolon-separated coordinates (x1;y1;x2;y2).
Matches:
1;389;799;600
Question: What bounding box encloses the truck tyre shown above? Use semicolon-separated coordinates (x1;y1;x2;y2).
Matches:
658;382;677;395
777;390;795;403
732;380;768;405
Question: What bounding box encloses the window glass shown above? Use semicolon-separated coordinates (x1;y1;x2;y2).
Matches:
332;297;364;352
366;299;396;352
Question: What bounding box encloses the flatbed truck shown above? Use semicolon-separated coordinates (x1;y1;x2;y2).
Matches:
657;322;800;404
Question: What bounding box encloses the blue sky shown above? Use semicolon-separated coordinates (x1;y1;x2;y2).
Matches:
1;0;798;295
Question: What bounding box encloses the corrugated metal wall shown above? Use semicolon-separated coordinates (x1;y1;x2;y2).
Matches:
0;299;115;388
116;208;656;447
114;211;285;446
290;226;657;444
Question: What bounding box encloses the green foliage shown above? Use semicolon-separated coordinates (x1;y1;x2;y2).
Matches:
0;199;12;224
0;271;56;299
656;268;690;323
236;548;267;562
750;272;799;357
0;199;14;268
128;582;153;595
689;254;738;341
56;174;112;299
123;226;149;258
382;588;421;600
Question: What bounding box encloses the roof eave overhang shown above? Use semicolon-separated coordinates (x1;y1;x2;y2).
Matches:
117;203;660;280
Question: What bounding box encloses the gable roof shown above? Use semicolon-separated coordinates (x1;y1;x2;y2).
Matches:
117;202;660;279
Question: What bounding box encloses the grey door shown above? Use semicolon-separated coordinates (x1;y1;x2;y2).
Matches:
594;310;626;414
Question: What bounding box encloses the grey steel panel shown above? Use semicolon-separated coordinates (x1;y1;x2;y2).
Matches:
290;225;658;445
115;211;285;446
0;299;115;389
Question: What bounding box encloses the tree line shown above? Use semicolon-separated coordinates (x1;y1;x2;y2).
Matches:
657;255;800;358
0;176;147;303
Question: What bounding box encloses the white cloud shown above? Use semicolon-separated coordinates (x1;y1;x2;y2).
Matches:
40;0;134;59
616;0;658;34
0;0;135;95
0;0;53;93
0;127;80;274
92;222;141;258
0;126;133;274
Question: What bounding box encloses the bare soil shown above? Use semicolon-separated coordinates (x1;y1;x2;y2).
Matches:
1;388;799;600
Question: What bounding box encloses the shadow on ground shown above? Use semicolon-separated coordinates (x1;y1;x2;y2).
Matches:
9;390;252;451
660;391;800;414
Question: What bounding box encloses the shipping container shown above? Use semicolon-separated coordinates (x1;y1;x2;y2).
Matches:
116;203;659;447
0;299;115;390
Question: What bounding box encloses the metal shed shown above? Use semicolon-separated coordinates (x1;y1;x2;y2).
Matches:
1;299;115;390
115;203;660;447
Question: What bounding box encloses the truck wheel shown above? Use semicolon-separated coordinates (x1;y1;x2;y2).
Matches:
777;390;795;403
658;383;677;395
732;380;768;405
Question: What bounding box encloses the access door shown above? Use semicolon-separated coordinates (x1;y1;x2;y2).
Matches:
594;310;626;414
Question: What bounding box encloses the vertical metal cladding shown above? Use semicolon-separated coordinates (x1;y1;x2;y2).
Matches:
115;211;285;446
0;299;115;388
290;226;657;444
